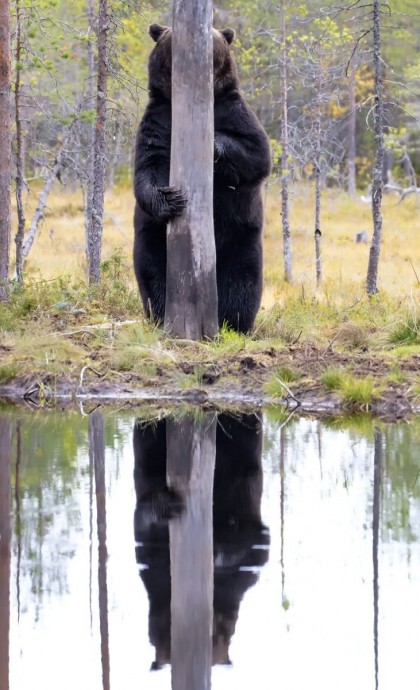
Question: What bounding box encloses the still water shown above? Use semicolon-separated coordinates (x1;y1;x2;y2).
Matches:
0;408;419;690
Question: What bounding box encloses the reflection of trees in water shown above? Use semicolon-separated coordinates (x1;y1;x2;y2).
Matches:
0;419;12;690
381;423;420;543
9;412;128;615
266;414;420;544
134;412;270;671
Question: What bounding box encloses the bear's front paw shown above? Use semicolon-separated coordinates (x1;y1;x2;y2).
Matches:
155;186;188;219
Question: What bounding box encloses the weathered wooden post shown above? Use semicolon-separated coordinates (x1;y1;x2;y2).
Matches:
164;0;218;340
167;414;217;690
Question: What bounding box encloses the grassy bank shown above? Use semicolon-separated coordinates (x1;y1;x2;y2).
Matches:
1;182;420;412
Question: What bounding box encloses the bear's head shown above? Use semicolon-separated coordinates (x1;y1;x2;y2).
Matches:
147;23;239;99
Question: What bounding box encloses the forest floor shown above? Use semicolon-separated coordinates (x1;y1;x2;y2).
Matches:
1;184;420;418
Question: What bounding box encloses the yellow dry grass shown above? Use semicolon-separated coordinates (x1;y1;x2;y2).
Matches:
11;180;420;308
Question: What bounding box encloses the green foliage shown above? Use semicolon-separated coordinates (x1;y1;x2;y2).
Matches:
321;368;381;406
265;367;300;396
390;315;420;345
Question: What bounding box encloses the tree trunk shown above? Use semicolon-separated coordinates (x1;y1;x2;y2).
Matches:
18;123;75;271
0;419;12;690
89;411;111;690
108;118;121;190
167;414;216;690
14;0;27;283
314;75;322;288
0;0;12;301
165;0;218;340
372;427;382;690
366;0;384;296
280;0;292;284
88;0;108;285
347;69;356;196
84;0;95;267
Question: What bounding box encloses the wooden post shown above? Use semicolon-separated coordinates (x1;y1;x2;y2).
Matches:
167;414;216;690
164;0;218;340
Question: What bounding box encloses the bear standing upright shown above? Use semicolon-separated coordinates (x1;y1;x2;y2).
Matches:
133;24;271;333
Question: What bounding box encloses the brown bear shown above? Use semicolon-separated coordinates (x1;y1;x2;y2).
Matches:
133;24;271;332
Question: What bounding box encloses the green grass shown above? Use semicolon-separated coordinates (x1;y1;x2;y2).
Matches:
0;363;20;382
321;367;381;407
390;314;420;345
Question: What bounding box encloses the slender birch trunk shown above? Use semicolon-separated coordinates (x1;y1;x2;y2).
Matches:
366;0;384;296
14;0;27;283
314;71;322;288
314;141;322;287
88;0;108;285
280;0;292;284
85;0;95;266
347;68;357;196
18;124;75;271
0;0;12;301
108;119;121;190
165;0;218;339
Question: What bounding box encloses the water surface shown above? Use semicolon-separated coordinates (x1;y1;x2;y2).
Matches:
0;408;419;690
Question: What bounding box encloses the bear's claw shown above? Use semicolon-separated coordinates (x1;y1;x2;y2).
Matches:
155;186;188;219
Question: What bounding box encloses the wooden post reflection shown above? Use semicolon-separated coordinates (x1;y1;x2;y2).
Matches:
0;419;12;690
167;414;217;690
89;411;110;690
373;427;382;690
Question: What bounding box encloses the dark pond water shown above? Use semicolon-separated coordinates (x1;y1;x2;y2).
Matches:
0;408;420;690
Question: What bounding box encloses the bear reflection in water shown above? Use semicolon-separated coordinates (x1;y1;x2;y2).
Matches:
133;413;270;670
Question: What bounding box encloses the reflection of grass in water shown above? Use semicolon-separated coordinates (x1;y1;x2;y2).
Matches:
320;413;375;436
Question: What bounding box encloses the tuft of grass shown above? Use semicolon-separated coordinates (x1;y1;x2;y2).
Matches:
389;314;420;346
341;376;378;406
321;367;381;406
0;363;20;382
265;367;300;396
334;322;371;350
388;367;408;384
321;367;347;391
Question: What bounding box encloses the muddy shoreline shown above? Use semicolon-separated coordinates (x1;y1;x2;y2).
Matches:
1;366;418;420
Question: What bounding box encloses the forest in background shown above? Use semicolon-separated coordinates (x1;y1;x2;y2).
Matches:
0;0;419;284
5;0;420;190
0;0;420;409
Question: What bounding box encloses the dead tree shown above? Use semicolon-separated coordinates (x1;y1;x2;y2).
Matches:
84;0;96;270
0;0;12;301
366;0;384;296
14;0;27;283
88;0;109;285
17;122;77;273
280;0;293;284
164;0;218;340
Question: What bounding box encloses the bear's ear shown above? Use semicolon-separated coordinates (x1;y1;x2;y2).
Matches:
149;24;168;42
221;28;235;45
